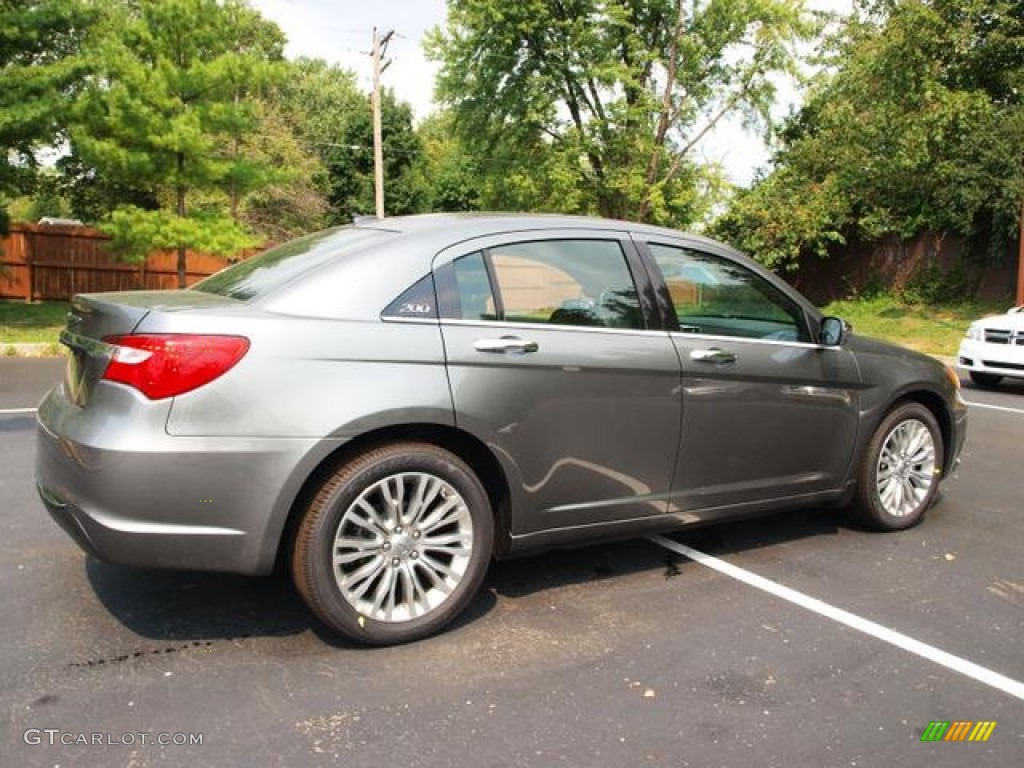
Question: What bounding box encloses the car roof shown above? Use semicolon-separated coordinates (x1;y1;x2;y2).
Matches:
258;213;747;321
350;212;726;250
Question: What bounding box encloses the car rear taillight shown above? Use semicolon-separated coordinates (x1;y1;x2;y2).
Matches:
101;334;250;400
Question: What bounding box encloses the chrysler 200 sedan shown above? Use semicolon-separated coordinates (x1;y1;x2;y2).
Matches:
36;214;967;645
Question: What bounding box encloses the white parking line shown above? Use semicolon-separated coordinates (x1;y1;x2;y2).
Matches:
962;399;1024;415
649;534;1024;702
0;407;37;415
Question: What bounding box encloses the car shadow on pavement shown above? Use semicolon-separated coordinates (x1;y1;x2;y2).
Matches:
85;556;501;649
668;505;848;556
85;559;316;642
484;505;846;600
85;506;846;647
961;378;1024;395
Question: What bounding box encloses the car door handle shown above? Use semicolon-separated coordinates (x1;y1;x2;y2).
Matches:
690;348;737;364
474;337;539;354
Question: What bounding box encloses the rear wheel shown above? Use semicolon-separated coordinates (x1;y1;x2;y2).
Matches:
292;442;493;645
848;402;943;530
969;371;1003;388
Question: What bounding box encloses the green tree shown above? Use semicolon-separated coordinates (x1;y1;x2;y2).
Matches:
273;58;365;163
0;0;94;234
716;0;1024;272
68;0;286;286
240;58;364;236
428;0;815;226
325;90;429;221
418;112;482;212
235;93;331;243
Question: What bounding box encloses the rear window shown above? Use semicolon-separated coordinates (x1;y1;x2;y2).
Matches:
193;227;394;301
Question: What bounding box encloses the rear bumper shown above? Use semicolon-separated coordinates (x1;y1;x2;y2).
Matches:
35;383;325;575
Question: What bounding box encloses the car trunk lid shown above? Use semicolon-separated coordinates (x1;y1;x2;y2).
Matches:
60;291;241;406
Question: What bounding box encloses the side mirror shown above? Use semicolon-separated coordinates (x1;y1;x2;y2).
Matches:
820;316;850;347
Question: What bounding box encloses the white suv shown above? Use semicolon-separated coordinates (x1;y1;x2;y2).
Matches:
958;306;1024;387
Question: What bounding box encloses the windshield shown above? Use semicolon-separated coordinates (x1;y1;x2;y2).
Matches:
193;227;394;301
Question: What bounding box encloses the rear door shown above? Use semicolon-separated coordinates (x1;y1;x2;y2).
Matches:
435;231;682;534
638;238;862;519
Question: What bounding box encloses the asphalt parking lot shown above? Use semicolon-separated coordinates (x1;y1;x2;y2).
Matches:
2;358;1021;767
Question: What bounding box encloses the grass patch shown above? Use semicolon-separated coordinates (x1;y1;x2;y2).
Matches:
0;299;70;344
821;295;1009;357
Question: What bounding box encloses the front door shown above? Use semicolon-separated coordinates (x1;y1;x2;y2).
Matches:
642;240;862;519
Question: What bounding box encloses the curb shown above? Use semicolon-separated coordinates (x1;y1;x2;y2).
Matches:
1;342;67;358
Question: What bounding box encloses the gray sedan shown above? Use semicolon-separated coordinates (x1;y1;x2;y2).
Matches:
36;214;967;645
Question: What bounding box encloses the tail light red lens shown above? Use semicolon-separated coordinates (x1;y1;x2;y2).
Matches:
101;334;250;400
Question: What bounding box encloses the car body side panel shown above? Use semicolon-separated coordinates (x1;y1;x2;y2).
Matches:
844;334;968;474
152;314;454;438
669;336;863;516
440;322;682;533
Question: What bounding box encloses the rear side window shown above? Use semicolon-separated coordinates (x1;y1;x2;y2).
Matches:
440;240;643;329
194;228;393;301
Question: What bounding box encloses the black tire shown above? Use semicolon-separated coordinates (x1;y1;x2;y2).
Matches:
848;402;944;531
969;371;1003;388
292;442;494;645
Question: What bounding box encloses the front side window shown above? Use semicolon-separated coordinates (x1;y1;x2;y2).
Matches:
649;243;809;342
444;239;643;329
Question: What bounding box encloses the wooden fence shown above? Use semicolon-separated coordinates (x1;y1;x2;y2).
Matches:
0;223;256;302
787;232;1019;305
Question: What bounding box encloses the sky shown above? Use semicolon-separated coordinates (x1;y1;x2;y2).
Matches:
248;0;852;187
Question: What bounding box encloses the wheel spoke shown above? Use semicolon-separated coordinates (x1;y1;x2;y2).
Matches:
907;466;933;485
336;535;381;550
351;498;389;533
380;475;405;521
334;548;379;567
422;532;473;548
403;564;430;617
341;556;386;598
369;565;399;620
877;462;897;481
419;552;459;583
417;556;456;595
406;475;444;526
419;498;467;534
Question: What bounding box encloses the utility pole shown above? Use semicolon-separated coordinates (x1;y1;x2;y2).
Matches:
371;27;394;220
1017;197;1024;306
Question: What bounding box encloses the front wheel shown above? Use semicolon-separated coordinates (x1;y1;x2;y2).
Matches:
848;402;943;530
292;442;494;645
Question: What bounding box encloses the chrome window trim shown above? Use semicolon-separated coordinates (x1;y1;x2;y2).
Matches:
437;317;672;338
381;316;441;325
669;329;833;351
386;317;830;346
